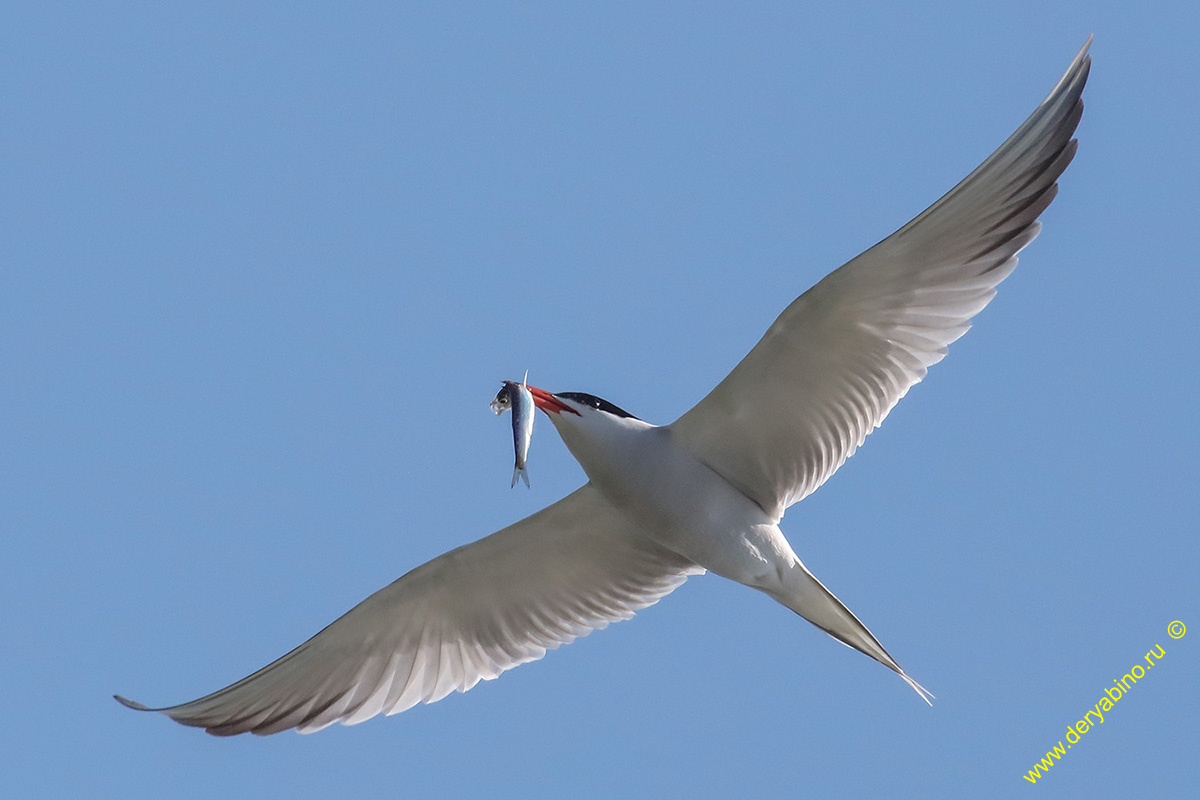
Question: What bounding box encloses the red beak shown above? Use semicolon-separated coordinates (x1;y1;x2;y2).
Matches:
528;386;580;416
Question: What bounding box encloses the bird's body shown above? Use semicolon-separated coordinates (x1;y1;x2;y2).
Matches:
541;390;931;700
551;405;776;581
116;39;1090;735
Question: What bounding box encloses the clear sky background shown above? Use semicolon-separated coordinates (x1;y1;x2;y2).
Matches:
3;3;1197;798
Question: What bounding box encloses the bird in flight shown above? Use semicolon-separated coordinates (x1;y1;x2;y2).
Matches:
117;39;1090;736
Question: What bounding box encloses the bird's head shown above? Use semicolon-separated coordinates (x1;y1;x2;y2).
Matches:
527;387;635;420
526;386;649;472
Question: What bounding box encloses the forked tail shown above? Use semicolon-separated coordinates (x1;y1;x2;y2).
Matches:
511;465;530;488
766;557;934;705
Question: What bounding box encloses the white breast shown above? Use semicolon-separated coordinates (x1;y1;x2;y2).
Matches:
551;413;781;580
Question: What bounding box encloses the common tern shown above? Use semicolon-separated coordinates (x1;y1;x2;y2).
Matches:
116;39;1090;735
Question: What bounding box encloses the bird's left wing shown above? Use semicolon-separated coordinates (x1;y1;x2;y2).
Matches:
116;484;700;736
671;39;1090;520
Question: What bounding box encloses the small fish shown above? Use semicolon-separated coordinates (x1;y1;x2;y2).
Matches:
490;377;534;488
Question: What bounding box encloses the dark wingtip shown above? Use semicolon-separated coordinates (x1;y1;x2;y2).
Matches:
114;694;151;711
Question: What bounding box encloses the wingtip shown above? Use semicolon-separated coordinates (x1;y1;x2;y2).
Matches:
114;694;151;711
1075;35;1093;72
1052;34;1093;86
1066;34;1093;67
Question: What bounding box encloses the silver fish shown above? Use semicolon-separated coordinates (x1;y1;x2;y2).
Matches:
490;378;534;487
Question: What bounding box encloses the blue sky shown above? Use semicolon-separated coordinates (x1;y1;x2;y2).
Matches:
3;3;1197;798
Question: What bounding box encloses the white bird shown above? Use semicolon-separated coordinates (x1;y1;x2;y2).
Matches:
116;39;1090;736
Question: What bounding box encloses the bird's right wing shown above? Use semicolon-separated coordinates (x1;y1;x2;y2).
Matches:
671;39;1090;520
116;484;701;736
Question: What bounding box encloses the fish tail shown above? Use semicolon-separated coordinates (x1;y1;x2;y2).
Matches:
511;465;530;488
